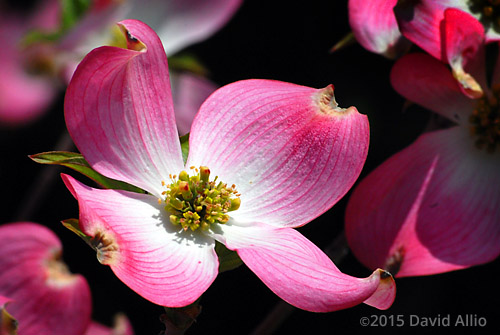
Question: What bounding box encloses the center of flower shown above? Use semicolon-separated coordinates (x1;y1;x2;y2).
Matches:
468;0;500;30
469;86;500;152
45;250;77;288
161;166;241;232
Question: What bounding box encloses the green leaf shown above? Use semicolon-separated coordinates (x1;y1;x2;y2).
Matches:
329;31;356;54
180;133;190;165
215;241;243;273
30;151;146;193
22;0;91;46
60;0;91;31
21;30;62;46
0;304;18;335
168;53;208;76
61;218;90;240
61;218;98;251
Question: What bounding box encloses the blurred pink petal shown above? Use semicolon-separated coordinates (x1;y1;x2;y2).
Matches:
84;314;134;335
64;20;394;311
187;80;369;229
171;72;218;136
395;0;454;60
0;222;92;335
28;0;60;31
0;18;56;126
390;52;474;123
127;0;243;55
59;0;242;67
348;0;410;58
0;297;10;306
346;128;500;276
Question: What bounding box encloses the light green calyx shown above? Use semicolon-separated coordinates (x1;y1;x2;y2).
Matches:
162;166;241;232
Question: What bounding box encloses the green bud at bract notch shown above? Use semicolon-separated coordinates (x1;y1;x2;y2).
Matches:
0;302;18;335
61;218;89;240
180;133;190;164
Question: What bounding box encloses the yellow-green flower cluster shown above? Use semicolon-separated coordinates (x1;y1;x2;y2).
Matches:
470;85;500;152
162;166;241;231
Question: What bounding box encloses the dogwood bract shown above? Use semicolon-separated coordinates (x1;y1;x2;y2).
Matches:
0;222;92;335
62;19;395;311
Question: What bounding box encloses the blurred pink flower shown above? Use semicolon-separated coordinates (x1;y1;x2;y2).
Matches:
62;19;395;312
0;1;59;126
1;0;241;127
0;222;92;335
345;10;500;277
0;222;135;335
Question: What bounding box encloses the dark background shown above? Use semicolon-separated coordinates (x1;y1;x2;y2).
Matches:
1;0;498;334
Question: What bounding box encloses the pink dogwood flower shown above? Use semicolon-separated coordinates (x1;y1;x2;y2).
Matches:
0;222;92;335
348;0;411;58
345;12;500;277
62;19;396;312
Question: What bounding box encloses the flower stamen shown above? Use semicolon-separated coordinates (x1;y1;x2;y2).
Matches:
469;85;500;152
468;0;500;30
162;166;241;231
